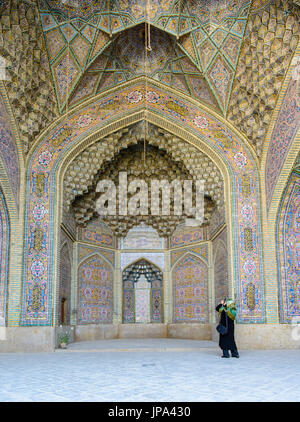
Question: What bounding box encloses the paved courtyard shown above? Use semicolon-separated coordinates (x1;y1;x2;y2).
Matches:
0;339;299;402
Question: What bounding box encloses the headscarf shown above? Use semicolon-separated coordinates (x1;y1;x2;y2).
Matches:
226;298;237;320
218;298;237;321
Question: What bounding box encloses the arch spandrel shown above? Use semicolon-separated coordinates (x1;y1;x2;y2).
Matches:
21;79;265;325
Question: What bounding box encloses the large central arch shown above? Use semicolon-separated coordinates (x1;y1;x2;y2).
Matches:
21;77;265;326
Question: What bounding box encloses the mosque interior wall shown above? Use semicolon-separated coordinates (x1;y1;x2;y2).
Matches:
0;0;299;352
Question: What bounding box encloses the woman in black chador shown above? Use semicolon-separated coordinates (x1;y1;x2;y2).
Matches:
215;298;239;358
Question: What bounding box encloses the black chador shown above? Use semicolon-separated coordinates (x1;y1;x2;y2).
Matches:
216;300;239;358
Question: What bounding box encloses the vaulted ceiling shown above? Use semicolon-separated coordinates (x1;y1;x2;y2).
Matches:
65;121;223;237
38;0;251;114
0;0;299;156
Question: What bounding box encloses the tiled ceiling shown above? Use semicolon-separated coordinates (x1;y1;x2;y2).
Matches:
37;0;252;114
0;0;299;156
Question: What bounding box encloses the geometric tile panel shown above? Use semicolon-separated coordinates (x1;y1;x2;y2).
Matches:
71;25;219;111
199;38;217;71
52;50;81;110
42;0;251;39
69;72;100;106
230;19;246;37
37;0;253;116
211;29;227;47
170;225;206;247
77;254;113;325
45;28;66;61
173;254;208;323
88;30;111;65
38;2;112;111
178;33;200;66
171;244;208;267
40;12;57;31
81;25;97;43
206;54;234;113
71;35;90;68
171;250;186;267
78;244;115;267
222;34;242;68
189;75;219;108
60;23;78;43
79;218;114;248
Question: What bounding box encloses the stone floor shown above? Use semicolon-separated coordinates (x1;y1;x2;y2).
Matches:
0;339;299;402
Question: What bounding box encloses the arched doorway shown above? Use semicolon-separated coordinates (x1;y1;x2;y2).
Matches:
123;259;163;324
22;80;265;327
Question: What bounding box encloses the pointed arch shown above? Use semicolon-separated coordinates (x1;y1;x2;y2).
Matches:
122;258;163;324
122;257;164;275
21;77;265;325
171;249;207;270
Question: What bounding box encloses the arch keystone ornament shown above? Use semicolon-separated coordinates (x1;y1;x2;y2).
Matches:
22;78;265;325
